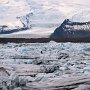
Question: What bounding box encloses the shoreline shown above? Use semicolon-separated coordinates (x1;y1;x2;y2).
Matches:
0;38;90;43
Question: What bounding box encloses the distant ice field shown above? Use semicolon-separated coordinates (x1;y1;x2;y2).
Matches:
0;0;90;36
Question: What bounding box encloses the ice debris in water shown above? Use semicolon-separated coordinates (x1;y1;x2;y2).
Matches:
0;42;90;89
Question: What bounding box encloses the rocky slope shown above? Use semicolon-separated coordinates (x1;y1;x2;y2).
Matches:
50;19;90;39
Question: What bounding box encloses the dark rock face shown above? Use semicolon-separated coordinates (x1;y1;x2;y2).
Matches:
50;19;90;39
0;28;28;34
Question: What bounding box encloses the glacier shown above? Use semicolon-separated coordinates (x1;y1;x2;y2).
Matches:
0;0;90;36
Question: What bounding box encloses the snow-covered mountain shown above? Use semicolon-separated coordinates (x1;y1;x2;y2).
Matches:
0;0;90;37
50;19;90;39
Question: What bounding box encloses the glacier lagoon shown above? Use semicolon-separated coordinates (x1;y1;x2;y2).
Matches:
0;41;90;90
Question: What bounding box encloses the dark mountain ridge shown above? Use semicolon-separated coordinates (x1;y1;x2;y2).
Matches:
50;19;90;38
